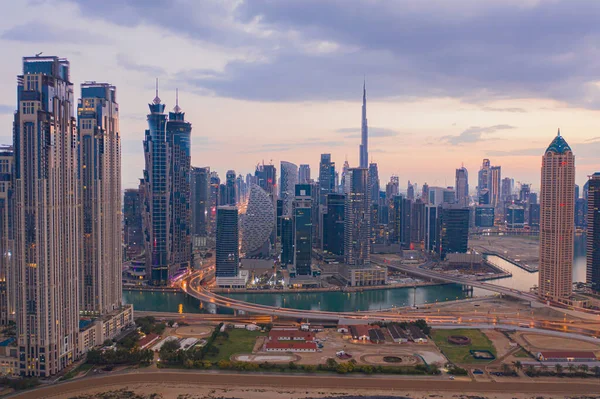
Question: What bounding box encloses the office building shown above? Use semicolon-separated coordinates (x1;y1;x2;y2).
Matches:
280;217;294;266
226;170;236;205
443;188;456;204
215;206;239;278
529;203;540;229
298;164;311;183
166;91;192;276
359;81;369;168
575;198;587;228
318;154;335;205
345;168;370;265
241;184;274;257
455;167;469;207
219;183;227;205
520;183;531;203
276;198;283;237
280;161;298;216
475;206;495;228
191;167;210;237
78;82;122;315
368;163;379;205
478;188;490;205
256;163;277;197
439;205;470;259
386;176;399;200
490;166;502;207
586;173;600;292
421;183;429;204
209;172;220;234
506;205;525;229
0;147;13;326
501;177;513;202
478;159;490;202
539;130;575;300
293;184;313;276
407;181;415;201
14;56;80;376
424;205;439;253
410;199;426;246
124;189;143;257
323;194;345;256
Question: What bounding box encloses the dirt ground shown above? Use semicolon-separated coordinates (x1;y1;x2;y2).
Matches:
518;332;600;352
482;329;513;358
261;329;447;366
174;325;213;337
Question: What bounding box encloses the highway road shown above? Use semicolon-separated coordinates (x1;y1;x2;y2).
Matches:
9;370;600;398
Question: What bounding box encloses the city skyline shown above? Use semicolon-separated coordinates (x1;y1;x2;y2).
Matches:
1;1;600;190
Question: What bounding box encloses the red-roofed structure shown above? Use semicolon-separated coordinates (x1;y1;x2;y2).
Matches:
268;330;315;342
138;333;160;349
265;341;317;352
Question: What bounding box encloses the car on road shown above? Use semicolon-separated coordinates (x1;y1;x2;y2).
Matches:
449;376;455;380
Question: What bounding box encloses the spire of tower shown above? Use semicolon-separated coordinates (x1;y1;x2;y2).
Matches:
173;88;182;113
557;128;561;137
153;78;161;105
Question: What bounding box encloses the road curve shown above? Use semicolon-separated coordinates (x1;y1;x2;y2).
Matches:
9;371;600;398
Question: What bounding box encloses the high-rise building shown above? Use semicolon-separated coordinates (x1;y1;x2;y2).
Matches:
78;82;122;315
280;217;294;266
539;130;575;300
124;189;143;257
478;159;490;202
506;205;525;229
298;164;311;184
167;92;192;276
209;172;220;235
368;163;379;205
241;184;274;257
407;181;415;201
323;194;345;256
340;160;350;194
421;183;429;204
529;203;540;229
455;167;469;207
225;170;236;205
519;183;531;203
410;199;426;246
0;146;13;326
293;184;313;276
386;176;399;200
280;161;298;216
501;177;513;202
359;81;369;168
575;184;580;200
586;173;600;292
318;154;335;205
345;168;370;265
191;167;210;237
219;183;227;206
575;198;587;228
256;163;277;197
439;205;470;259
14;56;80;376
215;206;239;278
424;204;439;253
490;166;502;207
141;83;170;285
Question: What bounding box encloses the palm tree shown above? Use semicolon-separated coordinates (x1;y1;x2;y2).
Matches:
501;363;511;375
555;364;563;375
592;365;600;377
579;364;589;374
567;364;576;374
526;364;536;376
540;364;549;374
513;360;522;372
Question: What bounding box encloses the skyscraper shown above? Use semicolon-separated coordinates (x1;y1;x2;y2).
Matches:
280;217;294;266
490;166;502;207
124;188;143;258
167;92;192;276
78;82;122;315
539;130;575;300
226;170;237;205
323;193;345;256
318;154;335;205
478;159;490;202
298;164;311;183
455;166;469;207
424;204;439;253
439;205;470;259
344;168;370;265
280;161;298;216
501;177;513;202
421;183;429;204
293;184;313;276
368;163;379;205
241;184;274;257
586;173;600;292
14;56;80;376
359;81;369;168
209;172;220;235
215;206;239;278
0;146;13;326
191;167;210;237
141;82;170;285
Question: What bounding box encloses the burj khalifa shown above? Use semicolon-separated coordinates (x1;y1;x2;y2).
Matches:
359;81;368;168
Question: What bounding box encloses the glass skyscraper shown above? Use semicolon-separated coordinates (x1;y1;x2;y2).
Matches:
293;184;313;276
439;205;470;259
216;206;239;278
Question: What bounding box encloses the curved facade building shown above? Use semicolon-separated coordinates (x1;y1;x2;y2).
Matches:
241;184;275;257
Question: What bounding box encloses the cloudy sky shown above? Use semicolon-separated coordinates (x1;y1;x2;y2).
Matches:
1;0;599;191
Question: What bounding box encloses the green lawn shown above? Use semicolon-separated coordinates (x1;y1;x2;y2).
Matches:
431;329;497;364
512;348;533;358
206;329;263;361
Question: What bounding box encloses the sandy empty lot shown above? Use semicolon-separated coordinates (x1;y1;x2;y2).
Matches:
520;332;600;352
174;325;213;337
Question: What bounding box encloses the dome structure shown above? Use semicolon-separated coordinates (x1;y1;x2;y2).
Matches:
545;128;572;154
240;184;275;257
